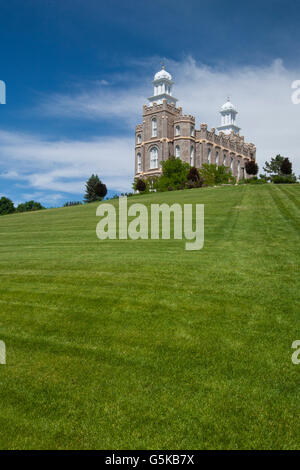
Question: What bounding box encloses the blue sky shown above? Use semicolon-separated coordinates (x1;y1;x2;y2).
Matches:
0;0;300;206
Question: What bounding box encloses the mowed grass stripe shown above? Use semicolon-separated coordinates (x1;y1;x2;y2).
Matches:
0;185;299;449
267;184;300;230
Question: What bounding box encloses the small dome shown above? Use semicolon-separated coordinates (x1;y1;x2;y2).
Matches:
221;97;237;112
154;66;172;81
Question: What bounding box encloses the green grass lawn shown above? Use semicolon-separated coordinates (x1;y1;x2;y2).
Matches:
0;184;299;449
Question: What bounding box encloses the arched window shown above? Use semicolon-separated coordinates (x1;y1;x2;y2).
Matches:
150;147;158;169
175;145;180;158
175;125;180;136
191;125;195;137
223;154;227;165
237;160;240;179
215;151;219;167
137;134;141;144
152;118;157;137
137;153;142;173
208;148;211;164
230;157;233;170
190;146;194;166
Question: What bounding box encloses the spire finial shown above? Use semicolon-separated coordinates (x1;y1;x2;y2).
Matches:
160;61;165;70
227;96;230;102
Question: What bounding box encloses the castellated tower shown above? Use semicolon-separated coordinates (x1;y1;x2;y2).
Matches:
135;67;256;181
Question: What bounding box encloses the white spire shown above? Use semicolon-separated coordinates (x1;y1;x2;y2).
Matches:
148;65;177;106
217;97;241;135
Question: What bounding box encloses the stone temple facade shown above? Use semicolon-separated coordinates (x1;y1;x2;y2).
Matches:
135;66;256;181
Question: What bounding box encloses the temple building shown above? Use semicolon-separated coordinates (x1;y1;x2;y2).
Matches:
135;66;256;180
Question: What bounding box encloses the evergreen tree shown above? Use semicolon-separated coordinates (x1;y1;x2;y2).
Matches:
84;174;107;203
263;155;284;176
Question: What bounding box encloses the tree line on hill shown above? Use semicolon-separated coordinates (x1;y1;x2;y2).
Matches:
133;154;298;194
0;198;45;216
0;174;108;216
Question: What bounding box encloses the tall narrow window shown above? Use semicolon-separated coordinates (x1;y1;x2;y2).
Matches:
237;160;240;179
137;153;142;173
223;154;227;165
190;146;194;166
175;145;180;158
208;148;211;164
215;151;219;167
175;125;180;136
150;147;158;169
191;125;195;137
152;118;157;137
230;157;233;170
137;134;141;144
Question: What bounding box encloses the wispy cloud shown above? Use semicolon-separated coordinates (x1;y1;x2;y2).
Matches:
1;56;299;206
0;131;134;200
38;56;300;174
38;84;145;127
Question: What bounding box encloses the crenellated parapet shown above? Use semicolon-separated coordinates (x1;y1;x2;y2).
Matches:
135;66;256;180
143;100;182;116
174;115;195;123
195;125;256;160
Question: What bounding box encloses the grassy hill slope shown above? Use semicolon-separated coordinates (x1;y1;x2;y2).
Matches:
0;184;299;449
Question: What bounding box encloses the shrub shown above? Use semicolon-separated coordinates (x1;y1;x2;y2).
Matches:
0;197;15;215
280;158;292;175
273;175;297;184
245;160;258;176
16;200;45;212
187;167;200;182
199;164;233;186
63;201;82;207
94;181;107;199
186;180;201;189
154;157;190;192
248;177;267;184
239;177;267;185
135;178;147;192
238;178;248;185
186;167;203;188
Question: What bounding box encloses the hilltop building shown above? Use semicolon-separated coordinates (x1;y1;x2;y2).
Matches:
135;66;256;180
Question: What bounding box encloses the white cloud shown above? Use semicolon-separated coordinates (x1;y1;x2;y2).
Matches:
171;57;300;175
0;131;134;197
39;86;144;127
1;57;299;204
39;56;300;175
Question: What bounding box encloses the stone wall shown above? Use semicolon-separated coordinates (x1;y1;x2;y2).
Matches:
135;99;256;180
